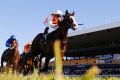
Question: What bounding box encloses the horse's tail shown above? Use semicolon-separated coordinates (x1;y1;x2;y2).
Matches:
1;55;4;68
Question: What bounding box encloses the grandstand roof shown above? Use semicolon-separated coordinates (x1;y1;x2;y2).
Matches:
68;21;120;37
65;22;120;57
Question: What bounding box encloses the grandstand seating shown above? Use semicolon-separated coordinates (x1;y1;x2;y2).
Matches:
49;58;97;66
48;59;120;75
48;64;120;75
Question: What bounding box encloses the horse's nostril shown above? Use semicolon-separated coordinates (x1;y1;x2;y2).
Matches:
73;24;76;26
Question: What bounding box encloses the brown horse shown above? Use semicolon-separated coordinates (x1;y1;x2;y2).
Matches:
19;43;34;75
19;51;33;75
1;39;20;72
27;10;78;72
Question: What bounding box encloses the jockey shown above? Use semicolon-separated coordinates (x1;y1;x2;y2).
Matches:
43;10;63;35
24;41;32;53
20;41;32;62
5;35;17;48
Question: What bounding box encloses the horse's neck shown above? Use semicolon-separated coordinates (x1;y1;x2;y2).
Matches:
56;25;68;41
13;47;19;54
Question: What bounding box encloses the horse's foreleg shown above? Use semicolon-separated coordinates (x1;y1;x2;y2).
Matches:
40;56;51;72
61;42;67;61
61;51;64;61
39;54;44;69
13;63;17;73
13;59;19;73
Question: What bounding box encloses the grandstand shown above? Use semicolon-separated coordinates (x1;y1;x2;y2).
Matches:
65;21;120;59
59;22;120;75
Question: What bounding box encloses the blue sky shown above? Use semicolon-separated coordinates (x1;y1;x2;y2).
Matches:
0;0;120;57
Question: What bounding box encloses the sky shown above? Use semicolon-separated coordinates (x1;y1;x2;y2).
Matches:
0;0;120;58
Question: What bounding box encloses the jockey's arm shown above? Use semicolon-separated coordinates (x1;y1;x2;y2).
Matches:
44;15;59;29
44;20;58;29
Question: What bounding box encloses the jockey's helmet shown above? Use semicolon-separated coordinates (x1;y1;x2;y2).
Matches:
11;35;16;39
52;10;63;15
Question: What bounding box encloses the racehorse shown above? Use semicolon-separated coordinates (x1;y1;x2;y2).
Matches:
19;43;34;75
27;10;78;72
1;39;20;72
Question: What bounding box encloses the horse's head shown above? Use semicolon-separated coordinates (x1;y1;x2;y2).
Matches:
62;10;78;30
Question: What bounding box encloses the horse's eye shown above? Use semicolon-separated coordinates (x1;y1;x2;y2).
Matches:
69;17;73;22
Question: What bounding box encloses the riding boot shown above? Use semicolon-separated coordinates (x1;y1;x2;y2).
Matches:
43;27;49;42
44;27;49;35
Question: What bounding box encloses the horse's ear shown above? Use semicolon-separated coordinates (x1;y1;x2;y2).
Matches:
72;11;75;16
65;10;68;14
63;15;65;18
